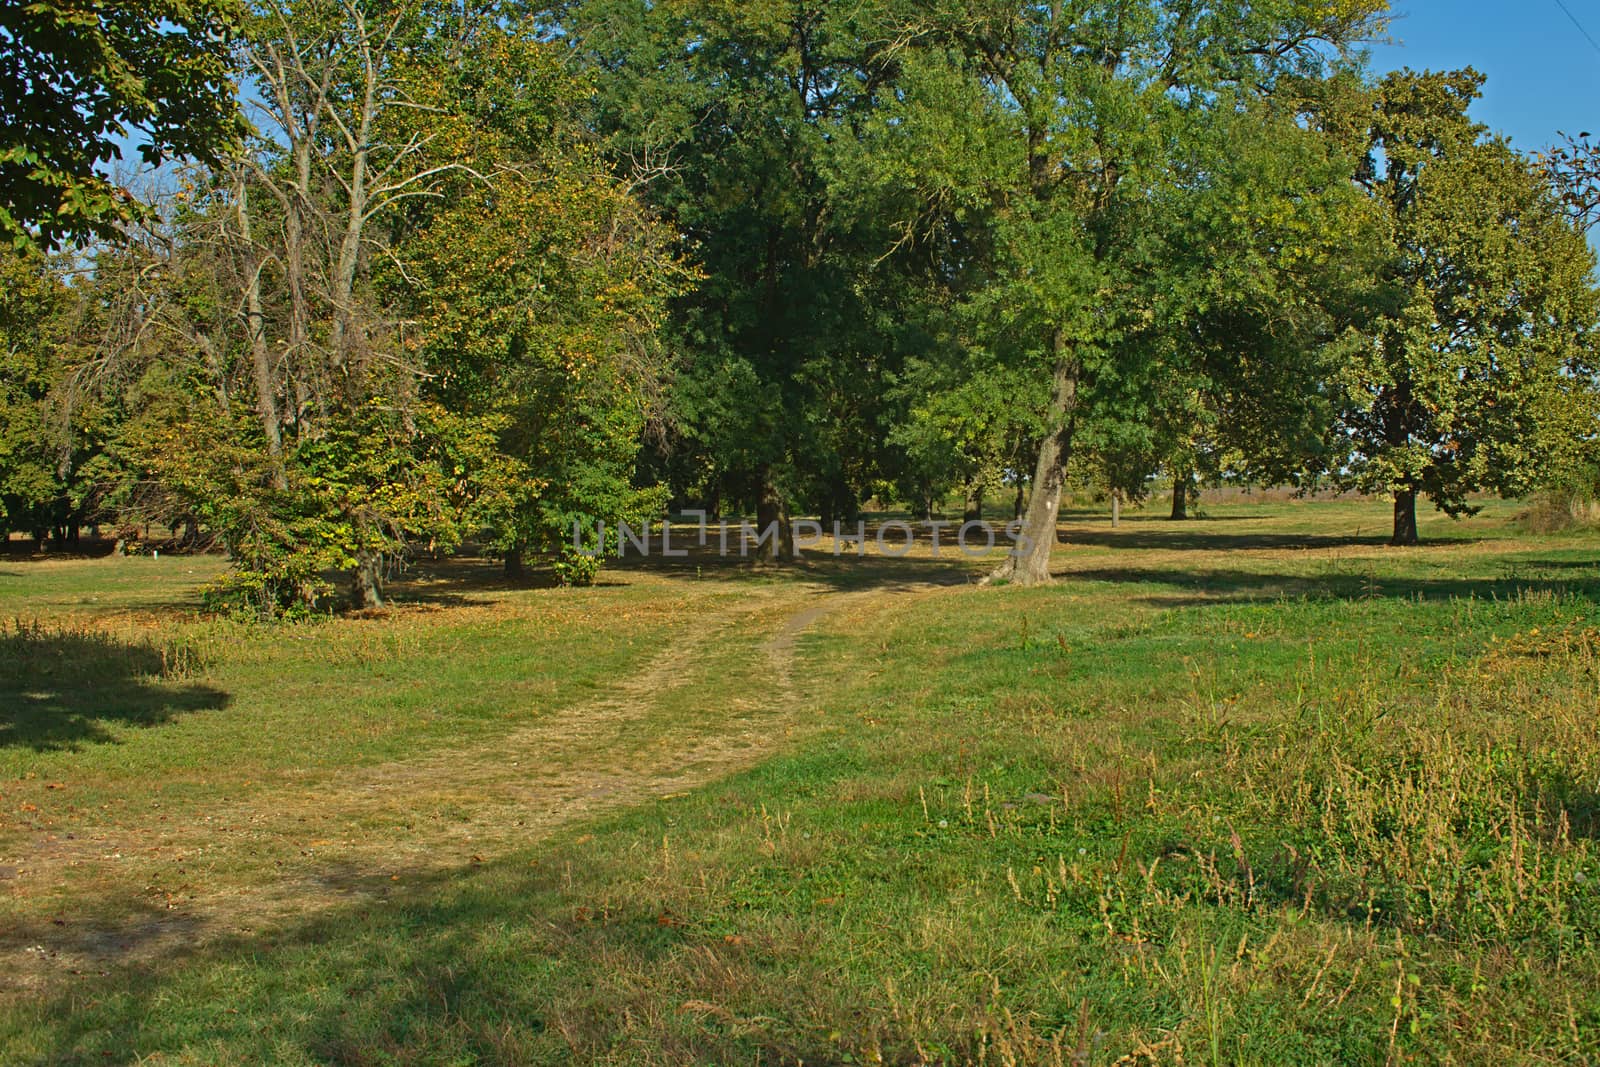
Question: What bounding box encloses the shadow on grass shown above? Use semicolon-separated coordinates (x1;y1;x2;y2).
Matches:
3;848;842;1064
609;548;979;593
394;534;982;602
0;537;121;561
1060;525;1398;553
338;517;1574;612
0;628;230;750
1058;559;1600;609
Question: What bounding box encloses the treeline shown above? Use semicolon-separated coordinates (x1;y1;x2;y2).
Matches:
1;0;1598;610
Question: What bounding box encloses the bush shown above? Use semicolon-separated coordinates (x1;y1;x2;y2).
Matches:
551;545;602;587
201;565;329;621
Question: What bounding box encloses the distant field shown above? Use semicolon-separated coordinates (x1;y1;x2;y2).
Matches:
4;497;1600;1064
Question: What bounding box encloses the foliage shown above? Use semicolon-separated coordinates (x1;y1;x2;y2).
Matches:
849;0;1389;580
572;0;913;527
0;248;71;536
889;358;1043;517
551;545;604;587
0;0;243;250
0;247;124;542
1326;70;1600;543
395;30;687;567
23;3;685;611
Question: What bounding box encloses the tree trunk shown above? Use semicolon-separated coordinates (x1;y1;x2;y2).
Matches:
1111;488;1122;528
1012;482;1025;521
504;545;525;579
328;45;378;381
755;467;794;562
351;551;384;610
987;340;1077;586
821;474;855;530
964;481;985;522
235;179;286;489
1391;489;1419;546
1169;472;1190;521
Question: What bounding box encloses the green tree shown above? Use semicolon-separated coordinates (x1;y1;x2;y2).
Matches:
75;2;682;610
0;248;127;546
855;0;1387;584
889;358;1042;521
572;0;911;555
1329;70;1599;545
398;29;687;580
0;248;72;539
0;0;243;250
1138;87;1382;520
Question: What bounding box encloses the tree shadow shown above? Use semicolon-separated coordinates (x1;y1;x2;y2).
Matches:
356;514;1570;610
1060;523;1402;553
0;536;121;561
3;845;858;1064
605;539;981;593
0;627;230;750
380;555;628;609
1058;559;1600;608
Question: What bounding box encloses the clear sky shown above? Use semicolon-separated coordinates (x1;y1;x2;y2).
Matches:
1368;0;1600;153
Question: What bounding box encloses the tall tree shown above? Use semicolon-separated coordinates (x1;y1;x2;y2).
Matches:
79;2;681;611
571;0;910;556
0;0;243;250
857;0;1387;584
1137;86;1382;521
1328;70;1599;545
399;28;686;579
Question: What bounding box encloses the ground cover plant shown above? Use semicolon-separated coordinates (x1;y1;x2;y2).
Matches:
3;497;1599;1063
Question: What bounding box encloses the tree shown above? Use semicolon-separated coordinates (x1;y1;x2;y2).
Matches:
119;0;496;609
0;248;73;539
0;248;129;547
1138;86;1382;522
0;0;243;250
888;358;1043;521
398;34;686;579
1328;70;1599;545
571;0;912;557
856;0;1386;583
75;2;682;611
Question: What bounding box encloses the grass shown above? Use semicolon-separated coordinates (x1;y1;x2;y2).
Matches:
4;497;1600;1063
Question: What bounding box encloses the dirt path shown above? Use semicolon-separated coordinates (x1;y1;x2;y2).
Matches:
1;579;950;992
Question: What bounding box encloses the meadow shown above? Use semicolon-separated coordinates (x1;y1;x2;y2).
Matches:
3;497;1600;1064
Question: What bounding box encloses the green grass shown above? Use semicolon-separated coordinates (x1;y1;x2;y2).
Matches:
5;498;1600;1063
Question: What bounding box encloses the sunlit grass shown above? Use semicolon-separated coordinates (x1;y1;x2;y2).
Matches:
3;497;1600;1063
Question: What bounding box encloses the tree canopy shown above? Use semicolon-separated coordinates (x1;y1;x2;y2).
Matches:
0;0;244;250
1325;69;1599;544
1;0;1596;605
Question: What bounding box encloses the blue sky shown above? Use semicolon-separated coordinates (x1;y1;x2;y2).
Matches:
1369;0;1600;153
